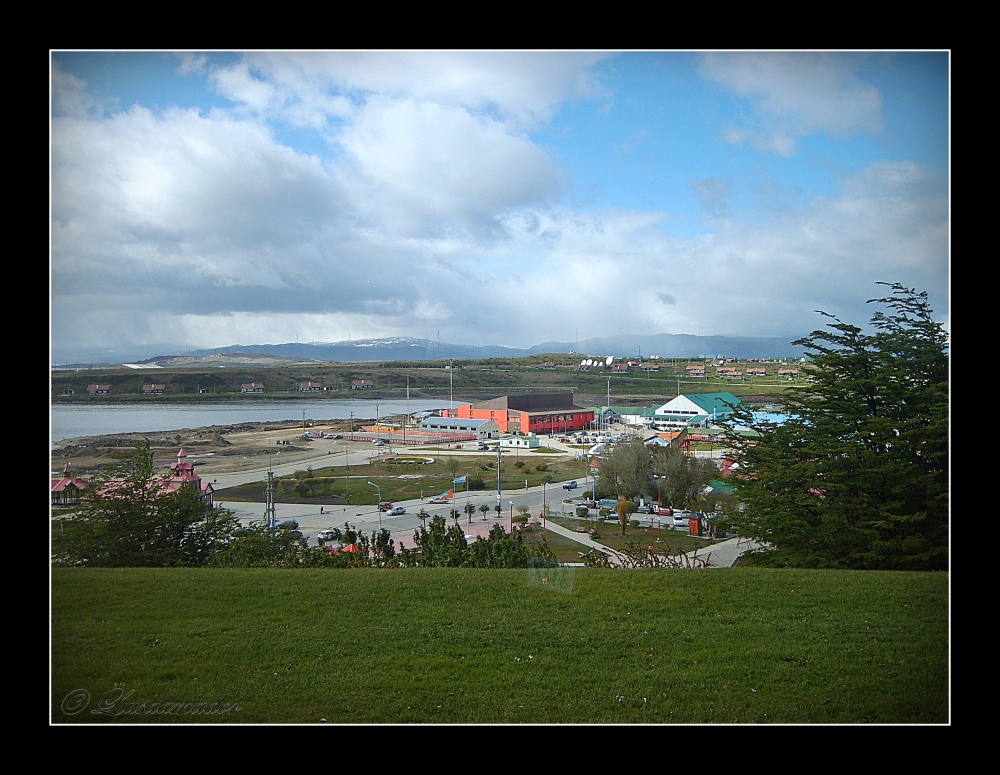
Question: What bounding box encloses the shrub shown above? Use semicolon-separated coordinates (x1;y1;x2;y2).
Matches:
535;463;548;472
468;478;486;490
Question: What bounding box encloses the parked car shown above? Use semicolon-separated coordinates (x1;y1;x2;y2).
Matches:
579;499;598;509
387;506;406;516
636;505;652;514
561;480;578;490
655;507;673;516
276;520;299;530
378;502;394;512
673;515;690;528
317;529;338;541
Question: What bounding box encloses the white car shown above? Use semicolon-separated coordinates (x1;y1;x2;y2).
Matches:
387;506;406;516
317;529;338;541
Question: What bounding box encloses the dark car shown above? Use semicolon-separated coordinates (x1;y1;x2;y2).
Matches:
276;520;299;530
636;505;652;514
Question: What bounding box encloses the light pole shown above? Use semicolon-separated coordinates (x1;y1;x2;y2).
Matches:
376;405;380;448
509;501;514;535
368;481;382;531
496;441;502;522
343;443;350;502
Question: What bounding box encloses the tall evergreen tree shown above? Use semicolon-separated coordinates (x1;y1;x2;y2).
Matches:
724;284;948;570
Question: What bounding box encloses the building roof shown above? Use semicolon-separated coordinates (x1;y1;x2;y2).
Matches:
470;393;582;413
51;462;88;493
685;392;742;415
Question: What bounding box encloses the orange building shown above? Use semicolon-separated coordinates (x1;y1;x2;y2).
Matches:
442;393;594;435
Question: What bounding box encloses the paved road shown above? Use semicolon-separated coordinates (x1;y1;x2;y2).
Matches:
220;477;598;549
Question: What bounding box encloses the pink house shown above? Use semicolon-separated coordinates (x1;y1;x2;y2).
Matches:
51;462;89;506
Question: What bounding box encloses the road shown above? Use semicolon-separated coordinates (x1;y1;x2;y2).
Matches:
219;478;597;550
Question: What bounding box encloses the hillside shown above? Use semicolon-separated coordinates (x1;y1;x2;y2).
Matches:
52;567;947;724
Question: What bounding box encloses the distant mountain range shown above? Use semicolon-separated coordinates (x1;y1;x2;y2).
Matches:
52;333;806;368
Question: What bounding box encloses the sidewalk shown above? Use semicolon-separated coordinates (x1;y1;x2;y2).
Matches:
696;536;766;568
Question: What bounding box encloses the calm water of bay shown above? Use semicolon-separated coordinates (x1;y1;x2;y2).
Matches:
50;399;449;443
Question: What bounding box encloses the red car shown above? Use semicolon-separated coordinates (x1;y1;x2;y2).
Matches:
654;507;673;516
378;502;394;512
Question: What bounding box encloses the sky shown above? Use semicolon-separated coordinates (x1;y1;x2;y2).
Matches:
50;51;949;354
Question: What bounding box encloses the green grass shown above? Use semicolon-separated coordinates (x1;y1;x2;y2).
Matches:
520;525;588;563
549;517;715;555
52;567;947;723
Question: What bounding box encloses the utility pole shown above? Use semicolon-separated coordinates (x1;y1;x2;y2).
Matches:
344;443;350;502
496;442;502;522
264;468;276;529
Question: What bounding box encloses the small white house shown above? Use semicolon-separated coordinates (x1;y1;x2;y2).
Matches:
500;433;540;449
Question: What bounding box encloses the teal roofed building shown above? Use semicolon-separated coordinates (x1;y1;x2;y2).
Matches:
653;392;743;426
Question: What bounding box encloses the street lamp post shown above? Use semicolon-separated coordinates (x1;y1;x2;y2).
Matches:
496;441;502;523
368;481;382;531
509;501;514;535
344;443;350;502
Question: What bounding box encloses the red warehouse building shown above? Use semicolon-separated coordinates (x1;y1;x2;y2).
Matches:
442;393;594;435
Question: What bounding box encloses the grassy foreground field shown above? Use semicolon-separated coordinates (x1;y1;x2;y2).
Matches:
52;568;947;724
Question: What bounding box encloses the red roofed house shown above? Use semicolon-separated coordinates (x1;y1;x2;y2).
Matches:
241;383;264;393
351;379;374;390
96;448;215;508
299;381;322;392
51;462;89;506
87;384;111;395
164;448;215;507
142;384;165;394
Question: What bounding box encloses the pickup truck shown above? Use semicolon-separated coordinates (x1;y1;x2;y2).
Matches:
561;480;578;490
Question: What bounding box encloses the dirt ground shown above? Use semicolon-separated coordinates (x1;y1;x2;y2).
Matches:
51;418;364;479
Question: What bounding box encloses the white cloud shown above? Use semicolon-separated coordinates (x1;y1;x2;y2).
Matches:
174;53;208;76
209;52;611;130
51;54;946;354
699;52;884;154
